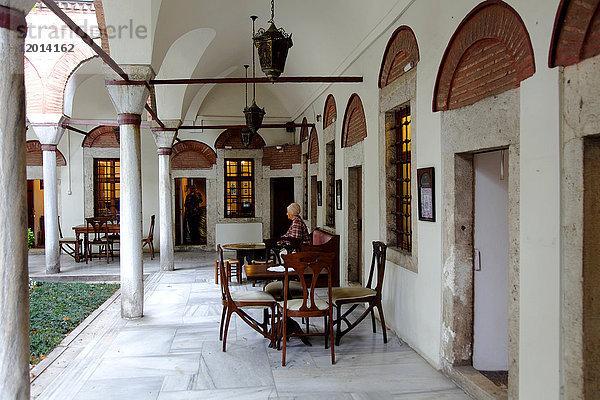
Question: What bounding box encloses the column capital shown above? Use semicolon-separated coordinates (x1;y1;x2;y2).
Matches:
105;65;155;116
152;120;181;149
29;114;66;146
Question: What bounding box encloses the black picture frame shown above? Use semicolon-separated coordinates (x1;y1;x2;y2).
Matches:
335;179;342;210
417;167;435;222
317;181;322;206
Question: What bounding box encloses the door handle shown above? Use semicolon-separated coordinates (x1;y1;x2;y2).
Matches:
474;249;481;271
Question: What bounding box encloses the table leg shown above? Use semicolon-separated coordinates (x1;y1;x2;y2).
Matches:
74;231;80;263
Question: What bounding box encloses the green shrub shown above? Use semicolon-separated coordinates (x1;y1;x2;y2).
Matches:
27;228;35;249
29;282;119;365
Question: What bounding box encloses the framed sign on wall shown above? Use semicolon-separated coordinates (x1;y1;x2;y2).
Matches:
335;179;342;210
417;167;435;222
317;181;322;206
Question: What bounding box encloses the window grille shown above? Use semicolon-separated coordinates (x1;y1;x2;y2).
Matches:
303;154;309;218
225;159;255;218
326;142;335;227
93;158;120;217
391;106;411;251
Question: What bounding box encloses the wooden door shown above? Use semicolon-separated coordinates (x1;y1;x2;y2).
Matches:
270;177;295;237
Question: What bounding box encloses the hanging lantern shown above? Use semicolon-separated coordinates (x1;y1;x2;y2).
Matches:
243;101;265;137
113;126;120;144
253;0;293;82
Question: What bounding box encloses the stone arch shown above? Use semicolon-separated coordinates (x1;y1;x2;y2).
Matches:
171;140;216;170
214;129;266;149
323;94;337;130
300;117;309;142
379;25;420;88
25;57;44;114
308;127;319;164
341;94;367;148
26;140;67;167
82;126;119;148
549;0;600;67
433;0;535;111
45;43;97;114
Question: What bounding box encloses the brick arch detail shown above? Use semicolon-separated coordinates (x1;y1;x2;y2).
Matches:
341;94;367;148
45;43;97;114
25;57;44;114
214;129;266;149
379;26;420;88
171;140;216;170
433;0;535;112
308;127;319;164
323;94;337;130
26;140;67;167
549;0;600;67
300;117;309;142
82;126;119;148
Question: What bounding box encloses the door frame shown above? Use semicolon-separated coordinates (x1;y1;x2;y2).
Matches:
347;166;363;284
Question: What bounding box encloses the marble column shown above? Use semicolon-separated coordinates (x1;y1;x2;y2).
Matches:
105;65;155;319
0;1;38;399
152;121;180;271
30;117;66;274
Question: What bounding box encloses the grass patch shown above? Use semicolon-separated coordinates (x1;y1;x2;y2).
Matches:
29;281;119;365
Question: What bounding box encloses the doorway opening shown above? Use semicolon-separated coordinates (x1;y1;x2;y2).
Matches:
347;166;363;285
175;178;207;246
473;150;509;388
270;177;295;238
583;136;600;397
27;179;45;247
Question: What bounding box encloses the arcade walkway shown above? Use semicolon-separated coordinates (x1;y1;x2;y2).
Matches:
28;252;470;399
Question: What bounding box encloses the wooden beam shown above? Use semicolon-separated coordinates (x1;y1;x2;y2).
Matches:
150;76;363;85
179;123;315;130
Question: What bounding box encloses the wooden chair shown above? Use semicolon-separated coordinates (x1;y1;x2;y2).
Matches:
85;217;113;264
333;241;388;346
218;244;276;351
264;237;303;264
278;251;336;366
141;215;155;260
214;258;241;284
58;216;82;262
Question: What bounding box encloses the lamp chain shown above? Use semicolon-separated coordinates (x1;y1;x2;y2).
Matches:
252;16;257;101
269;0;275;23
244;65;249;108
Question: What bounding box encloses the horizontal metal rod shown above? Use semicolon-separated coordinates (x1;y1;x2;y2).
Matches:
179;123;315;130
150;76;363;85
62;124;89;136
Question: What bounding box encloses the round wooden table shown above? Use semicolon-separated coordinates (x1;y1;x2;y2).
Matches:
221;242;266;265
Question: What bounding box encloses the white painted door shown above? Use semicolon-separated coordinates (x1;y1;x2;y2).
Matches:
473;151;509;371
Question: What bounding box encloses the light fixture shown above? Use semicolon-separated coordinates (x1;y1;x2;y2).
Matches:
243;16;266;147
253;0;293;82
113;126;120;144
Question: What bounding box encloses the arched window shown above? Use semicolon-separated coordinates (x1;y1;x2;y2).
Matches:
341;94;367;148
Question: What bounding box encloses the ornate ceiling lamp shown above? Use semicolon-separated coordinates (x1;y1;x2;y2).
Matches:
253;0;293;82
242;16;266;147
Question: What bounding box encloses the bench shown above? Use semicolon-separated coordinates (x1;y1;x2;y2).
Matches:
301;228;340;287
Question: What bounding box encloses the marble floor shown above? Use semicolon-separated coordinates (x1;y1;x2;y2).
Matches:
29;251;471;400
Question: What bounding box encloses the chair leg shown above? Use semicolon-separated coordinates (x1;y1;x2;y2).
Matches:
335;304;342;346
329;310;335;364
219;304;227;341
371;309;376;333
324;316;328;349
215;261;219;284
376;301;388;344
150;241;154;260
223;309;233;352
282;310;287;366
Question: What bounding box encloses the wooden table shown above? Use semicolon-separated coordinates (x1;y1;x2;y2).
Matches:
73;223;120;263
244;263;327;286
222;242;266;266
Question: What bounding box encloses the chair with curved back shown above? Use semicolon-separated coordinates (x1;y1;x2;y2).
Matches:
279;251;336;366
218;244;276;351
333;241;388;345
141;215;155;260
85;217;113;264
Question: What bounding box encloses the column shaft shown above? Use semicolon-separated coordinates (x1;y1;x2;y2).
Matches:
42;148;59;273
159;154;174;270
120;123;144;319
0;5;32;399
